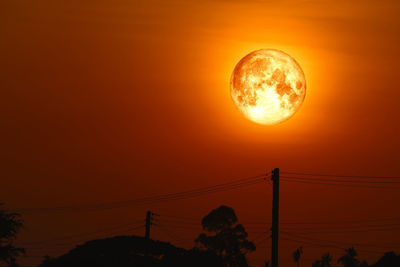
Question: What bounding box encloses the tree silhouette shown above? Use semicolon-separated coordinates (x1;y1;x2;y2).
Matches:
292;246;303;267
321;253;333;267
195;205;255;267
338;247;367;267
0;203;24;267
312;253;332;267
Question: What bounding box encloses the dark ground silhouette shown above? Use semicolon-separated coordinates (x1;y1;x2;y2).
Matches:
369;252;400;267
1;203;400;267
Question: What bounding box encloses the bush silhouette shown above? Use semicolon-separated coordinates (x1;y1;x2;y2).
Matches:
0;203;24;267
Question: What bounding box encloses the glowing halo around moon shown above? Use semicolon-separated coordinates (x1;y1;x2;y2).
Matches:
230;49;306;125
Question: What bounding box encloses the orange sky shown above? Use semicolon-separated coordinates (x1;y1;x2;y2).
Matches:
1;0;400;266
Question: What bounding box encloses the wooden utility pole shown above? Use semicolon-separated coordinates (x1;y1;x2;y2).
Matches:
145;210;151;239
271;168;280;267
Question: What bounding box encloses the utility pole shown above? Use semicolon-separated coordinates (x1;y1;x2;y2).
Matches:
145;211;159;239
145;211;151;239
271;168;280;267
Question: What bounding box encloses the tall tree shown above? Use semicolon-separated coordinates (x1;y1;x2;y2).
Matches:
0;203;24;267
292;247;303;267
195;206;255;267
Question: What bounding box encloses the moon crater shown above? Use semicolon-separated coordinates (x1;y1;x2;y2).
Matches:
230;49;306;125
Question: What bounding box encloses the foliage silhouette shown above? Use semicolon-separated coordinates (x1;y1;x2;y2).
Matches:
338;247;367;267
0;203;24;267
292;246;303;267
311;253;332;267
195;205;256;267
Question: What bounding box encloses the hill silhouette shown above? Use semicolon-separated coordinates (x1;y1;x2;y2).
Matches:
38;235;223;267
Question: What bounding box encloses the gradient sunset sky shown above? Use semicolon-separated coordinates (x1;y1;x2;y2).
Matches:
2;0;400;266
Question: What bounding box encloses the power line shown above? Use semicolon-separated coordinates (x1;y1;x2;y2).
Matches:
13;168;400;263
155;225;196;244
280;237;383;255
213;216;400;226
158;215;271;226
279;217;400;225
251;231;269;243
281;176;400;184
159;220;200;225
281;236;344;249
281;222;400;230
281;171;400;179
281;227;400;235
158;214;200;222
156;224;202;230
280;178;400;189
16;174;268;214
255;236;270;246
281;231;399;250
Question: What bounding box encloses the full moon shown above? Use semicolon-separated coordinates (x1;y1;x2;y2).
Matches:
230;49;306;125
